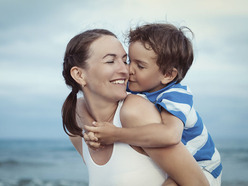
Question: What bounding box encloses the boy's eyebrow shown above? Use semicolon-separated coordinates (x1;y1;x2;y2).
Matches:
129;55;148;65
134;59;148;65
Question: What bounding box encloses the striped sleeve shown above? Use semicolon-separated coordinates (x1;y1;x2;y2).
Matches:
155;87;193;125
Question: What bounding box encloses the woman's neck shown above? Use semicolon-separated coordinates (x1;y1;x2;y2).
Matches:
83;95;118;123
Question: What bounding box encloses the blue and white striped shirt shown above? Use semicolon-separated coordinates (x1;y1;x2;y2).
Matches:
127;81;222;178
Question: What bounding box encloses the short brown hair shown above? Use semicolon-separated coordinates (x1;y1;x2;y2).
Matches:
128;23;194;83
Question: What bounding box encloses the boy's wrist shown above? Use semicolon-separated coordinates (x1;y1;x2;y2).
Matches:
114;127;129;143
113;127;122;142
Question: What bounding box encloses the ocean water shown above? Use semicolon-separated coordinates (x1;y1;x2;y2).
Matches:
0;138;247;186
0;139;88;186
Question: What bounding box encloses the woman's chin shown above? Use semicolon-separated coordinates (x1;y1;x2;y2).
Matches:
116;91;128;101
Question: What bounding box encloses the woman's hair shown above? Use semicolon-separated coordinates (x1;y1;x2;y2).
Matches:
62;29;116;137
128;23;194;83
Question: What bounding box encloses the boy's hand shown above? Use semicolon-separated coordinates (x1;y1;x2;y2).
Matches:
83;131;102;150
162;177;179;186
84;121;118;145
83;131;98;142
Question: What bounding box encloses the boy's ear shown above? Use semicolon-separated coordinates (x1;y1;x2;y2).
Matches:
161;68;178;85
70;66;86;87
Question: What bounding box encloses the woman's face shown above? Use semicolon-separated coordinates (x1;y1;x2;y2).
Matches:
84;35;129;102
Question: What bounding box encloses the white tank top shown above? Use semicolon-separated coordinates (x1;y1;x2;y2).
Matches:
82;101;167;186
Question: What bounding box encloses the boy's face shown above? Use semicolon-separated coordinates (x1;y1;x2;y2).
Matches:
128;41;166;93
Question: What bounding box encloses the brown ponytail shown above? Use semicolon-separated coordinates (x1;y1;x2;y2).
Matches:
62;89;83;137
62;29;116;136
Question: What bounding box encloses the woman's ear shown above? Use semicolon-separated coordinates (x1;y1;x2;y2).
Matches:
70;66;86;87
161;68;178;85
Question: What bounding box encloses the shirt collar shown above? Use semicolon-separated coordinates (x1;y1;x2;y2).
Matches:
127;81;177;103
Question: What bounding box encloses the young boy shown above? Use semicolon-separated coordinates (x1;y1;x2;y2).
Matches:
84;23;222;185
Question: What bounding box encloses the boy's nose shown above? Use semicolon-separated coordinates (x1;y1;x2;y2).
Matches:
129;63;134;75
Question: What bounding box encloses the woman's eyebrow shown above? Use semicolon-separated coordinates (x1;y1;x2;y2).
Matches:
102;53;127;59
102;54;116;59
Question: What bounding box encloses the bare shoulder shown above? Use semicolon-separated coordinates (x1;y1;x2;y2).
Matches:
76;97;85;111
120;94;161;128
124;94;150;106
75;97;86;129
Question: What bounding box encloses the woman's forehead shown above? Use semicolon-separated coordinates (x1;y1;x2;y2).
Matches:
89;35;126;57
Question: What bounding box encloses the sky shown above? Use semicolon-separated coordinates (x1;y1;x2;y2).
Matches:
0;0;248;140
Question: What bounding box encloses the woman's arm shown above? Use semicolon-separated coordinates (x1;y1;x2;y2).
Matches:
70;135;84;159
121;94;209;186
68;97;93;162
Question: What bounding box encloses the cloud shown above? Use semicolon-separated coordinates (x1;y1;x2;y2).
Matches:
1;0;248;139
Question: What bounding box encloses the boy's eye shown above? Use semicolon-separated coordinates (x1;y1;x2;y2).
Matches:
137;64;145;69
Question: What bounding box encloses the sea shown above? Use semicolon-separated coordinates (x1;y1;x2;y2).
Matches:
0;138;247;186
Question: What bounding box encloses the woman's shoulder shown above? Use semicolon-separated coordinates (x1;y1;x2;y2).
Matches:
75;97;86;129
120;94;161;128
124;94;150;106
122;94;151;113
76;97;85;115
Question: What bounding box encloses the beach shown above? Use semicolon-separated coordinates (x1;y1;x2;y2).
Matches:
0;138;247;186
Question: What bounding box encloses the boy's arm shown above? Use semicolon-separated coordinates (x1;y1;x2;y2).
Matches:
120;109;184;147
162;177;179;186
121;94;209;186
76;97;95;127
84;107;184;148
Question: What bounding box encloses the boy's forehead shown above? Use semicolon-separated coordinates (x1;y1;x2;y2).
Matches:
129;41;152;49
143;42;153;50
129;41;156;56
129;41;158;62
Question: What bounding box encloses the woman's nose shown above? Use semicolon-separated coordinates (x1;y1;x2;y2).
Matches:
118;61;129;75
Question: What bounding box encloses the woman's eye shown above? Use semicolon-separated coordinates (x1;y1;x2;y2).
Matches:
106;61;114;64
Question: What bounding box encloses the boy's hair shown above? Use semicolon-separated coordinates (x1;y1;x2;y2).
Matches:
128;23;194;83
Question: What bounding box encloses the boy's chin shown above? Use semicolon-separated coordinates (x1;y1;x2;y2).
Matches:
129;87;142;92
128;83;146;92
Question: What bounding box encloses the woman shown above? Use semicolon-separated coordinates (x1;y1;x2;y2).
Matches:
62;29;209;186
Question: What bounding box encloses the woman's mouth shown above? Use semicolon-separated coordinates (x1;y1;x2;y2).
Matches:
111;79;126;85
